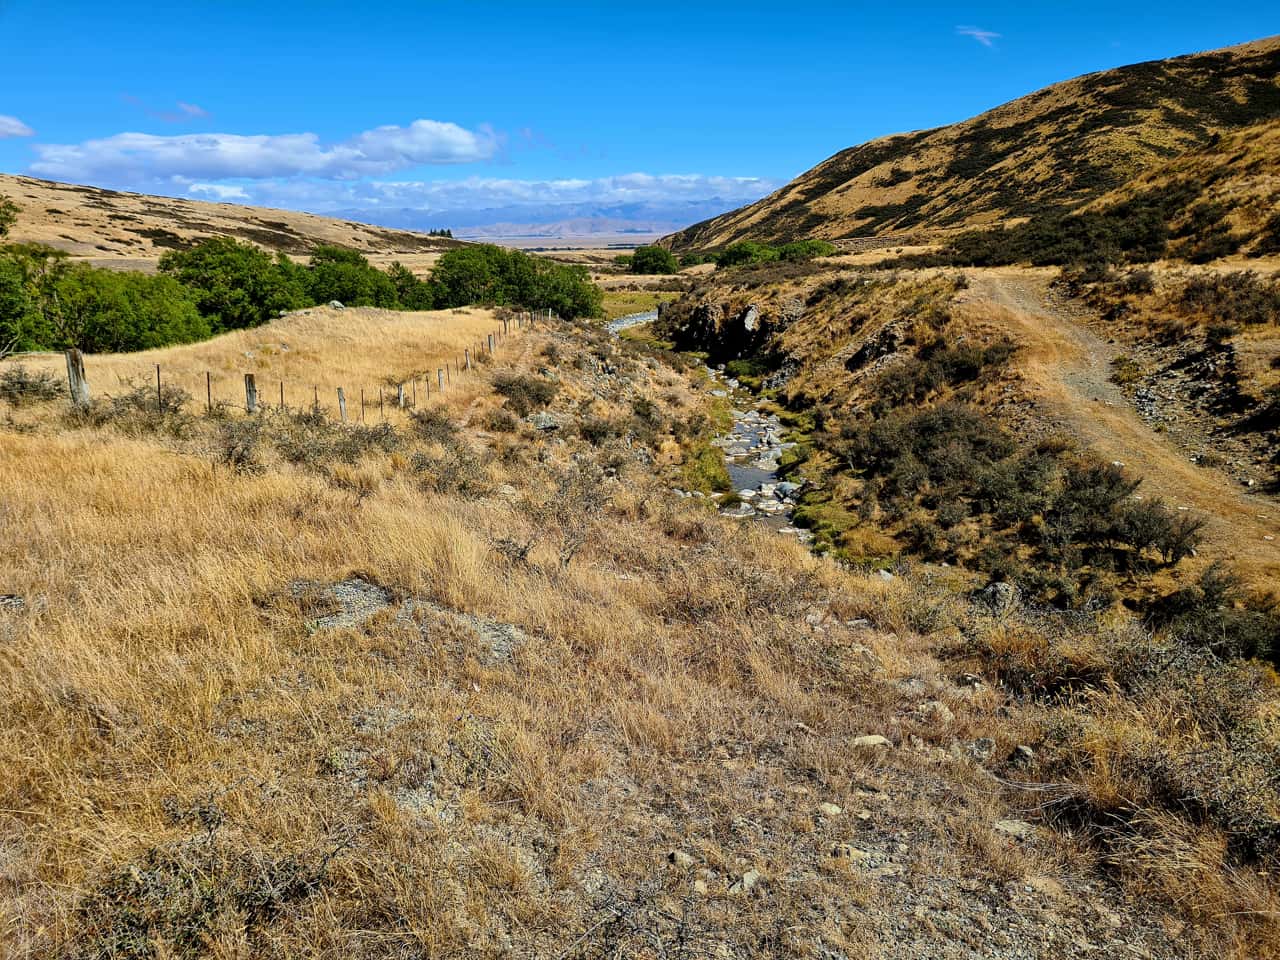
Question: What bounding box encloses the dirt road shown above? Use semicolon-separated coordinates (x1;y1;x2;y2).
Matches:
960;268;1280;589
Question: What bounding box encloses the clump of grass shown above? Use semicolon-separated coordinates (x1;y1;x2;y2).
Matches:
679;441;730;493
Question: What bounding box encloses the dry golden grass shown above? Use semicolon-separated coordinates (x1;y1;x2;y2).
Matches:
12;305;514;421
0;311;1272;958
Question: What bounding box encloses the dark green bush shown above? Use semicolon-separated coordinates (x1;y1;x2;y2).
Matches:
492;372;558;416
630;245;678;275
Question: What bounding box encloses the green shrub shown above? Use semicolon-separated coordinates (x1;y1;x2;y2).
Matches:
777;240;836;262
492;372;558;416
1178;271;1280;327
715;241;779;268
630;245;678;275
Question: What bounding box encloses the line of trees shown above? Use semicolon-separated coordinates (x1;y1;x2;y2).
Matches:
0;198;603;353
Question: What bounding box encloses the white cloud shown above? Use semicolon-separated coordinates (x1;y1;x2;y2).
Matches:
27;119;500;182
956;25;1000;48
187;182;249;201
176;102;209;119
0;115;35;138
219;172;782;215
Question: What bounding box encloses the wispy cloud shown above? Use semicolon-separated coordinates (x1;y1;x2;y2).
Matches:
0;114;34;138
121;95;211;124
28;119;502;182
956;25;1000;48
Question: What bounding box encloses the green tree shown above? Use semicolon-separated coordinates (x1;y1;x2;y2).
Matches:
0;195;18;238
386;262;434;310
52;267;209;352
630;245;677;274
306;245;398;308
159;237;307;330
428;244;603;319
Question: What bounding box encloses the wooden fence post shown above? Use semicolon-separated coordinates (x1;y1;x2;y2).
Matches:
279;380;285;410
446;363;451;384
412;379;417;406
206;371;212;413
155;364;163;412
437;368;445;393
65;349;90;408
337;387;347;422
244;373;258;413
487;334;494;354
464;348;471;371
360;389;366;422
397;383;405;408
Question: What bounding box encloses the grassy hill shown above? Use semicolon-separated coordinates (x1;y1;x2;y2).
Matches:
664;36;1280;250
0;173;459;272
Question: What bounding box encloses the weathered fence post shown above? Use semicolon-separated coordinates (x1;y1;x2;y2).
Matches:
397;383;405;408
446;363;451;384
337;387;347;422
437;368;445;393
65;348;90;408
155;364;163;412
360;389;366;422
279;380;285;410
464;348;471;371
412;379;417;406
244;373;258;413
379;388;384;419
487;333;495;354
206;371;212;413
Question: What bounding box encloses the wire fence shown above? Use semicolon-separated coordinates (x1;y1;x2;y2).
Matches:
49;309;555;421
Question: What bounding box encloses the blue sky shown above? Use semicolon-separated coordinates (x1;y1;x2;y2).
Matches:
0;2;1275;231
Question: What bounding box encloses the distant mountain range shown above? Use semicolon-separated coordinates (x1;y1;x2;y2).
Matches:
330;200;754;239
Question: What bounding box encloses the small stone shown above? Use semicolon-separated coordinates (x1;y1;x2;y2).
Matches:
1011;744;1036;765
852;734;893;750
668;850;695;870
817;802;842;817
994;819;1035;840
693;878;709;895
970;737;996;762
728;868;762;895
496;484;518;499
917;700;954;726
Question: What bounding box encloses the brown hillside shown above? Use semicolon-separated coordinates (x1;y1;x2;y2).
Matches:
0;173;458;272
665;36;1280;249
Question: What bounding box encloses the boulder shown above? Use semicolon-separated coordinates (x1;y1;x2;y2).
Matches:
851;734;893;750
